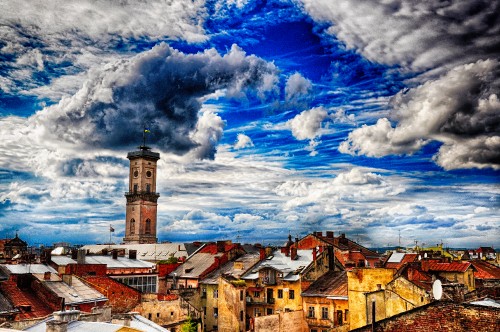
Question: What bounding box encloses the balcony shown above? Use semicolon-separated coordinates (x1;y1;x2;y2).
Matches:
125;191;160;203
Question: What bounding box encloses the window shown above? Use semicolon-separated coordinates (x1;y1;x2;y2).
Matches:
240;310;244;321
156;313;160;318
344;309;349;322
267;308;273;315
213;289;218;298
146;183;151;193
308;306;315;318
133;184;138;193
254;308;261;317
130;219;135;235
214;307;218;317
321;307;328;319
289;290;295;299
146;170;152;178
201;288;207;298
240;290;244;301
278;289;283;298
145;219;151;234
254;291;260;298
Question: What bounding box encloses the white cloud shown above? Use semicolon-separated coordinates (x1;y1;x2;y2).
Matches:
300;0;499;72
285;72;313;102
234;133;254;150
340;59;500;170
288;106;328;141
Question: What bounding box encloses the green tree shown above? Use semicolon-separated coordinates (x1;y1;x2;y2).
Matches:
180;316;198;332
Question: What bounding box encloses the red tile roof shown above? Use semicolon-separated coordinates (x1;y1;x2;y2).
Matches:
421;260;472;273
0;281;52;319
470;260;500;279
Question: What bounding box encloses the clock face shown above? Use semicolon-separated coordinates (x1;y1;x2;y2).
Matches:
146;170;152;178
133;170;139;178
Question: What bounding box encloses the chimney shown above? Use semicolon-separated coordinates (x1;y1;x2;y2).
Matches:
216;241;225;253
77;249;85;265
129;250;137;260
326;231;334;239
314;231;322;237
71;250;78;260
112;250;118;260
259;248;266;261
44;272;51;280
327;246;335;271
62;275;72;286
265;246;273;257
290;247;297;260
102;248;108;256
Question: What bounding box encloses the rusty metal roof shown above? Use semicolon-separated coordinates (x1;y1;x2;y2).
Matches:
301;270;348;297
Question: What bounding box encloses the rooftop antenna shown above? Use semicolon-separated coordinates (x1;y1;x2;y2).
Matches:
141;125;151;149
398;230;401;247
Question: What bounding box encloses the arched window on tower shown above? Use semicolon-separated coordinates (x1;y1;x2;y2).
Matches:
130;219;135;235
145;219;151;234
146;184;151;193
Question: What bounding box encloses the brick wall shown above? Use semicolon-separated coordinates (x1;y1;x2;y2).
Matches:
351;301;500;332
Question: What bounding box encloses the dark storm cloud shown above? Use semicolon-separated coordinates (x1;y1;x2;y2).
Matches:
30;43;278;158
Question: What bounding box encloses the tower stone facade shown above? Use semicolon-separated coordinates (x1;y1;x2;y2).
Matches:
123;146;160;244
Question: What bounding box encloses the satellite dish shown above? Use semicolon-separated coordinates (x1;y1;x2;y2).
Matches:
432;279;442;300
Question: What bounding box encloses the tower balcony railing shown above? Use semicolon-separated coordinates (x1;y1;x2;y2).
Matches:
125;191;160;202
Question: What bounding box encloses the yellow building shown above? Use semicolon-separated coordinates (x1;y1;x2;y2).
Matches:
347;268;394;330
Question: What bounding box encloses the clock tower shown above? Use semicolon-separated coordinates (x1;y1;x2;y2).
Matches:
123;145;160;244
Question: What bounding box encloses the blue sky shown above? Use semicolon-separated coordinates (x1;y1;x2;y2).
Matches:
0;0;498;248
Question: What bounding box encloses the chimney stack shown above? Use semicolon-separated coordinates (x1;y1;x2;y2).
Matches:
77;249;86;265
259;248;266;261
129;250;137;260
112;250;118;260
290;247;297;260
326;231;334;239
216;241;225;253
44;272;51;280
71;250;78;260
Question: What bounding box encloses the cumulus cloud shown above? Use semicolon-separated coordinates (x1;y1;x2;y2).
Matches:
234;133;254;150
288;106;328;151
340;59;500;170
285;72;313;102
300;0;500;72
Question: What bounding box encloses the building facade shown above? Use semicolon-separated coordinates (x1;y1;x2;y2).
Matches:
123;146;160;244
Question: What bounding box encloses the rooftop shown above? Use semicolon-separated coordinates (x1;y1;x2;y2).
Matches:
242;249;314;282
301;270;348;298
0;264;57;275
50;255;155;270
43;276;108;306
81;243;190;261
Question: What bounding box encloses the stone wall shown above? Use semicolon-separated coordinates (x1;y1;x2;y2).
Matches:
351;301;500;332
254;310;307;332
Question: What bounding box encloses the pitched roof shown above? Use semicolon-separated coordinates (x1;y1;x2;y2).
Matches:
0;280;52;319
201;252;261;285
242;249;313;282
42;277;107;306
384;253;418;270
50;256;155;270
301;270;347;298
421;260;472;273
1;264;57;275
170;252;220;279
470;260;500;279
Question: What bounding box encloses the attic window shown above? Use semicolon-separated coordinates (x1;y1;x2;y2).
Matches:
266;255;274;260
185;268;194;273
